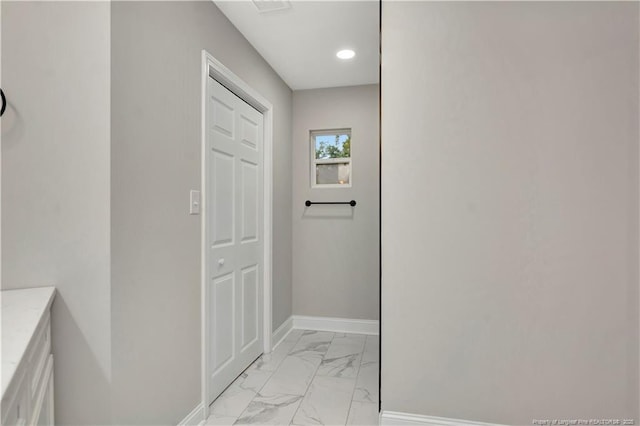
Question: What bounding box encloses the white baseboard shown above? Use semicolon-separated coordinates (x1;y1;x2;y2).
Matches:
292;315;379;335
380;411;505;426
271;316;294;350
177;402;204;426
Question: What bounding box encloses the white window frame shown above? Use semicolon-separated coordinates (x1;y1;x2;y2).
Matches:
310;128;352;188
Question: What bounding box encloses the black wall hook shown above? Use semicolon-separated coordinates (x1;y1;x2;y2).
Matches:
0;89;6;117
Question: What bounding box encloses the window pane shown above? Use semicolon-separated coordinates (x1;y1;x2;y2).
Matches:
316;162;350;185
314;133;351;159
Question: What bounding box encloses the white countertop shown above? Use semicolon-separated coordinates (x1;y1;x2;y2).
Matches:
1;286;56;398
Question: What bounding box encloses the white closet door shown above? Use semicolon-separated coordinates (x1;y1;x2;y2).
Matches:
206;77;264;404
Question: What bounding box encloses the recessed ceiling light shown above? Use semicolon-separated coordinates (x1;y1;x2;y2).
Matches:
251;0;291;14
336;49;356;60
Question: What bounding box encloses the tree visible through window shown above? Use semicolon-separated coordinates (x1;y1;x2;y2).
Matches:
315;134;351;159
311;130;351;187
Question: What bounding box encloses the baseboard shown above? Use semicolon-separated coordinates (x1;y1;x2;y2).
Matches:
380;411;505;426
271;316;294;350
292;315;379;335
177;402;204;426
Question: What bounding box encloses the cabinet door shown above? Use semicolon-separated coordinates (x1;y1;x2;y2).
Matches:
1;369;30;426
34;355;54;426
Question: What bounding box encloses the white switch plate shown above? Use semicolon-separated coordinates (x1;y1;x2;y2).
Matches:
190;190;201;215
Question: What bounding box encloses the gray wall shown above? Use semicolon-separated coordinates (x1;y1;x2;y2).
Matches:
381;2;639;424
1;2;112;424
2;1;292;424
292;85;379;320
111;2;292;424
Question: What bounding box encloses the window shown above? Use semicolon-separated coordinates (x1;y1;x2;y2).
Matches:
311;129;351;187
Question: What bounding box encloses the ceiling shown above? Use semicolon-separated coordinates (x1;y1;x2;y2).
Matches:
213;1;379;90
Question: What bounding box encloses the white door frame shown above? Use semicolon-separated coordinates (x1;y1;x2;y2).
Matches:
200;50;273;419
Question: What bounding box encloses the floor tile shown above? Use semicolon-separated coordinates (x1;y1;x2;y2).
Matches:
316;351;362;379
291;376;356;426
235;393;303;425
210;366;273;417
332;333;367;347
260;355;320;396
251;339;297;372
284;329;304;342
289;331;334;360
210;385;257;418
205;413;238;425
297;330;335;344
352;361;378;403
316;339;363;378
346;401;378;425
234;368;274;393
289;333;333;359
209;330;380;425
362;336;379;364
289;340;332;360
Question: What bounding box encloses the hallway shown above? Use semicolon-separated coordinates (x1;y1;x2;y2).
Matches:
206;330;379;425
2;1;637;425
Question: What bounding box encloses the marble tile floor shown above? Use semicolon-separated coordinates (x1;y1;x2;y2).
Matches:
205;330;379;426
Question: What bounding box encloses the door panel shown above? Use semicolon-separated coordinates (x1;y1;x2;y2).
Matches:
241;265;259;351
240;114;259;150
211;273;234;373
207;77;264;404
211;150;235;247
212;98;235;138
241;160;259;242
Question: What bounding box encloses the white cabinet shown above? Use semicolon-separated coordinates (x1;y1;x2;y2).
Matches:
1;287;56;426
1;369;30;426
33;356;54;426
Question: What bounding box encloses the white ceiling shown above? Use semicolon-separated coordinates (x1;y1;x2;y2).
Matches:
213;1;379;90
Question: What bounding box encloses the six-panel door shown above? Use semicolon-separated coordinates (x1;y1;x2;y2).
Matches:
207;77;264;404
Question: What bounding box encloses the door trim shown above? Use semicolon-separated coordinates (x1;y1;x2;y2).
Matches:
200;50;273;421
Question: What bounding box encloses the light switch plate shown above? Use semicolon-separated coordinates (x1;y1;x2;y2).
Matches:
190;190;201;215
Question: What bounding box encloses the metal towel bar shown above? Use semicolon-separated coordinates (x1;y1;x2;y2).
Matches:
1;89;6;117
305;200;356;207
